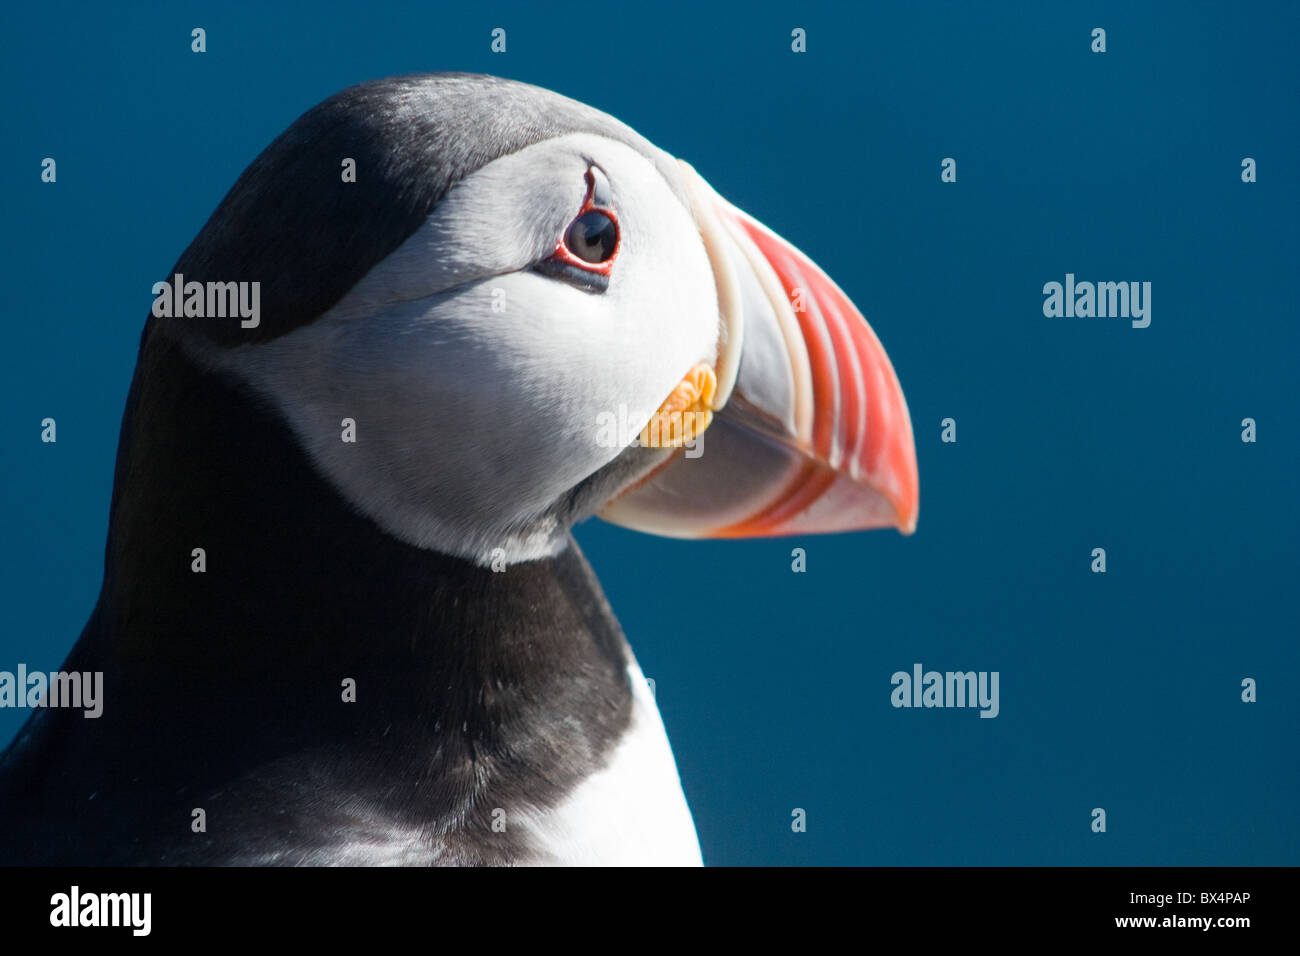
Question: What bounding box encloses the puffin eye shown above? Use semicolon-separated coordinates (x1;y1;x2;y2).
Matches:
564;210;618;264
533;166;621;293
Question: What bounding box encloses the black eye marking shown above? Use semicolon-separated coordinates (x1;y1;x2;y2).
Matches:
533;255;610;293
534;165;620;293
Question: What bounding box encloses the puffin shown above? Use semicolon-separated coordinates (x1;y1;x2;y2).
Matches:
0;73;918;866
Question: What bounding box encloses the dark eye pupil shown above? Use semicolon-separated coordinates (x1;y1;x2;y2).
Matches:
565;210;618;263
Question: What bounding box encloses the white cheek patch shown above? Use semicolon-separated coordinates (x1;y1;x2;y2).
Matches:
166;134;722;566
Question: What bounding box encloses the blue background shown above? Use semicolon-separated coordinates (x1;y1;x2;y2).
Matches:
2;1;1296;865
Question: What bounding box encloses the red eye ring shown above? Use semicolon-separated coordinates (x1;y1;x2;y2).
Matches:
549;167;620;276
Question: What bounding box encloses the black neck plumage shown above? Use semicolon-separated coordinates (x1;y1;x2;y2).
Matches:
0;325;633;864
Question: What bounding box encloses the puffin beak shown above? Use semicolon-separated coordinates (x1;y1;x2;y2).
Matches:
601;161;919;538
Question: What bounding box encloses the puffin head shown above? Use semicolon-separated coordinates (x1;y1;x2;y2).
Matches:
159;73;918;566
